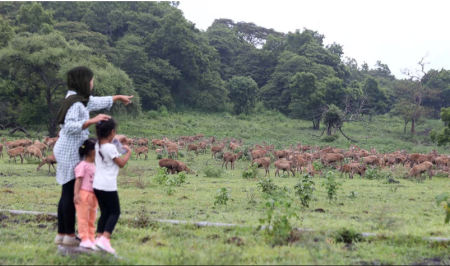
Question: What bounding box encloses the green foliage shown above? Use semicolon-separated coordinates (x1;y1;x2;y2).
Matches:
156;153;163;160
226;76;258;115
257;178;278;195
431;107;450;146
0;17;13;47
313;161;324;172
154;167;168;185
294;174;316;208
174;172;186;186
203;165;224;178
321;134;339;143
258;198;298;246
257;178;289;198
365;168;391;180
348;191;358;200
436;193;450;225
321;171;341;203
242;163;259;179
214;188;231;206
333;228;363;244
16;2;54;34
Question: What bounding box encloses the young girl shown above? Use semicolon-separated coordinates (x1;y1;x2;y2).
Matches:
54;66;133;246
93;118;131;254
74;138;98;249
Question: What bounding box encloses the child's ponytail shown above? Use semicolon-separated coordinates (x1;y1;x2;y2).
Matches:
79;138;97;159
95;118;117;161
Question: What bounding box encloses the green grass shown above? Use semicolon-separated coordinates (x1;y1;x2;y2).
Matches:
1;113;450;264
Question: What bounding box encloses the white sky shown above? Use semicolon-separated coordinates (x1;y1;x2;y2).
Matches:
179;0;450;79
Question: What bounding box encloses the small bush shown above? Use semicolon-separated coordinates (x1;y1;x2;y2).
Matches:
214;188;231;206
334;228;363;244
147;110;158;119
158;105;169;117
294;174;316;208
259;198;297;246
321;134;339;143
154;167;168;185
321;171;341;203
242;163;259;179
203;165;223;178
156;153;163;160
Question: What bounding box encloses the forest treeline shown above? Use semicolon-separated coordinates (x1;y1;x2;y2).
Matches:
1;1;450;138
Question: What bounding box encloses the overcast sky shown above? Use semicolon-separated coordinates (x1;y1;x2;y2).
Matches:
179;0;449;79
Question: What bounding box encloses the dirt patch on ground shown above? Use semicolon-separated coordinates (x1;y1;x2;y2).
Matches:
226;237;244;246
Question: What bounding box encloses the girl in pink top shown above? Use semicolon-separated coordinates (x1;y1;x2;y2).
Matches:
74;138;98;249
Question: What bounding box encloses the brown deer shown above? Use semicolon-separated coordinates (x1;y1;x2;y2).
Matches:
274;160;295;177
211;143;225;159
134;146;149;160
222;151;243;170
37;154;57;173
405;161;434;179
187;144;200;156
251;157;271;176
0;143;3;159
6;146;25;163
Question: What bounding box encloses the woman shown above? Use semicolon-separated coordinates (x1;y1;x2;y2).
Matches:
54;66;133;246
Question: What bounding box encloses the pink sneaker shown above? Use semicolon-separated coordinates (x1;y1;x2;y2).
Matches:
96;236;116;254
79;240;94;249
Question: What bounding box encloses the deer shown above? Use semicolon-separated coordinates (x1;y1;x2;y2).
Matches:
25;145;43;161
134;146;149;160
0;143;3;159
222;151;243;170
211;143;225;159
37;154;57;173
404;161;434;180
5;146;25;164
274;159;295;177
187;144;200;156
251;157;271;176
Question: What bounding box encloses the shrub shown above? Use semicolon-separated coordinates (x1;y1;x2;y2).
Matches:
156;153;163;160
147;110;158;119
321;171;341;203
203;165;223;178
321;134;339;143
242;163;259;179
154;167;168;185
294;174;316;208
158;105;169;117
436;192;450;225
214;188;231;206
257;178;289;198
333;228;363;244
258;198;298;246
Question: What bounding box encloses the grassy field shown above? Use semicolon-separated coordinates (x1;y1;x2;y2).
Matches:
1;112;450;264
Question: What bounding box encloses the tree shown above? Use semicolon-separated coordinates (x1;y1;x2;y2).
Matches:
362;76;389;118
0;17;13;47
430;108;450;146
16;2;54;34
0;32;140;136
289;72;326;130
397;56;433;134
226;76;258;115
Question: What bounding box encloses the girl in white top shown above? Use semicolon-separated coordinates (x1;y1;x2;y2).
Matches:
92;118;131;254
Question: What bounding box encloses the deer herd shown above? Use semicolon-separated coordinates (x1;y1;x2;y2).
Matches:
2;134;449;180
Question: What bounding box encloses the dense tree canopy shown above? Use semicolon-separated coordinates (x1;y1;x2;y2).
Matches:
0;1;450;137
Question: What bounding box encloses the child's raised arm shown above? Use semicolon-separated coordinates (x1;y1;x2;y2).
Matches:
113;145;132;168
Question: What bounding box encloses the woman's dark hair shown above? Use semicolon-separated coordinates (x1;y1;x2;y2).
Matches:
67;66;94;98
96;118;117;161
79;138;97;159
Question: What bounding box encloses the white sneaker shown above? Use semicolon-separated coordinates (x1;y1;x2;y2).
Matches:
54;234;64;245
62;235;81;246
80;240;94;249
